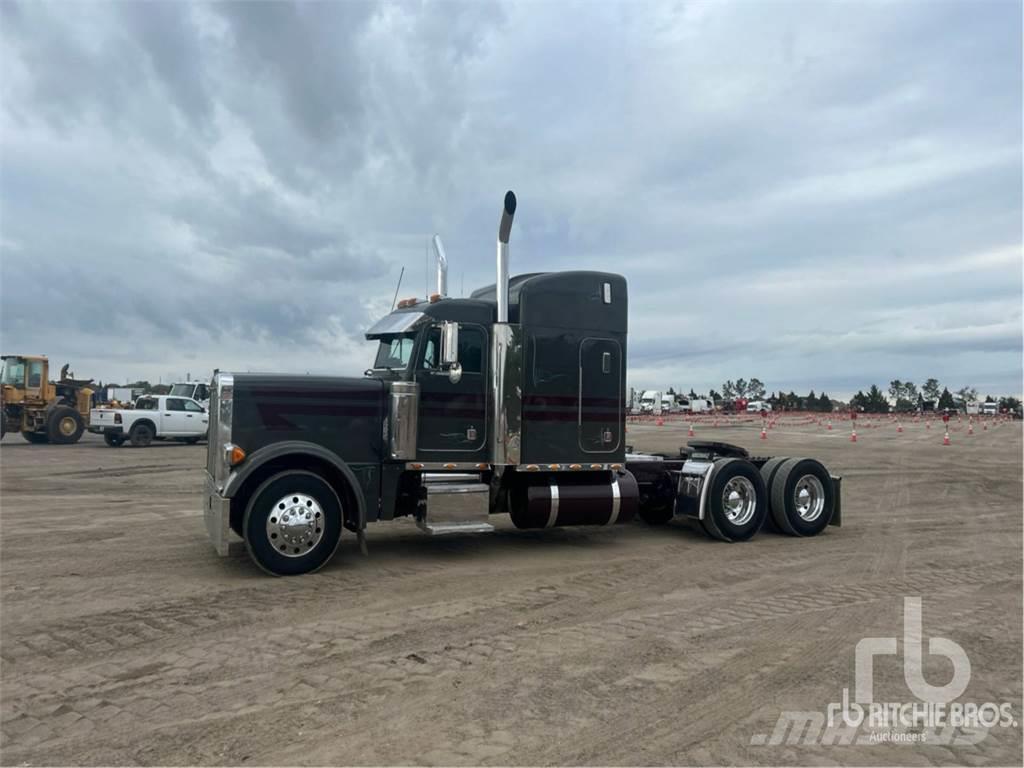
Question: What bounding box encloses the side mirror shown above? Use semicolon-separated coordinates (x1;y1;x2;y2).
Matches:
440;322;459;366
448;362;463;384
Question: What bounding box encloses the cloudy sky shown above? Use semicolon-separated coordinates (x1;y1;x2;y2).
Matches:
1;0;1021;398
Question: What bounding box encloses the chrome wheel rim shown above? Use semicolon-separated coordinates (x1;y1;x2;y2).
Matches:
267;492;325;557
793;475;825;521
722;476;757;526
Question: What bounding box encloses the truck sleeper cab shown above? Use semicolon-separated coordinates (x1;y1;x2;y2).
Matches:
203;192;842;575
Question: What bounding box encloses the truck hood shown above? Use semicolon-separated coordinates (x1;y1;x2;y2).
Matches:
230;373;388;463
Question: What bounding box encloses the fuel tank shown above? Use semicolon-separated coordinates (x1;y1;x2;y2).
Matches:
509;470;638;529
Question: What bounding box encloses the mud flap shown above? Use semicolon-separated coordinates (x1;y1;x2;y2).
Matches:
829;475;842;527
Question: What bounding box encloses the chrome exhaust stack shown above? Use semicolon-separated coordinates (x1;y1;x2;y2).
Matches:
431;234;448;297
496;191;516;322
491;190;522;467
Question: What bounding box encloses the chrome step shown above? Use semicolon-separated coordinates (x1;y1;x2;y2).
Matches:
417;478;492;535
418;521;495;535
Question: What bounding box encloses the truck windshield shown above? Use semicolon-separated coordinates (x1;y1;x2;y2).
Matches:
169;384;193;397
374;336;415;370
1;358;25;386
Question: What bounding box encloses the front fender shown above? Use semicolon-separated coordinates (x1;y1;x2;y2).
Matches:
223;440;368;529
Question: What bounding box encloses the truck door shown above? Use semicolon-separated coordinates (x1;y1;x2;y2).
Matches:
579;338;621;453
163;398;191;436
415;324;487;457
182;398;209;436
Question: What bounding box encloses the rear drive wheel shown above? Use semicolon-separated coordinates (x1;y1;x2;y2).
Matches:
22;431;48;444
104;433;125;447
770;458;834;537
48;406;84;444
758;456;790;532
699;458;767;542
129;422;154;447
243;470;343;576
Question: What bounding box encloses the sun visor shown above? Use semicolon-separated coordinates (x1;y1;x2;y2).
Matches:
365;311;428;338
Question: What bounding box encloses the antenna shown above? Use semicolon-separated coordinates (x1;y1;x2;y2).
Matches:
391;266;405;311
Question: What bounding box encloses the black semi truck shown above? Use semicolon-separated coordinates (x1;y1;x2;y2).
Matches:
203;192;841;575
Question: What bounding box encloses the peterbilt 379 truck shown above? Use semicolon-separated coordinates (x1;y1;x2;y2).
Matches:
203;192;841;575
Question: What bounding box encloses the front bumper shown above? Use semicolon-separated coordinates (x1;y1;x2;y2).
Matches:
203;471;232;556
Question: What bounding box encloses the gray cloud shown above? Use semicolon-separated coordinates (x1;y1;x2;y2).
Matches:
1;0;1020;398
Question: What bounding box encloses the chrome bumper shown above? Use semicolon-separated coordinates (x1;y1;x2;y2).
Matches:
203;471;232;556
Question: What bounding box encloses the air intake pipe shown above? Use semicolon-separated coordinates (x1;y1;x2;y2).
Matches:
496;191;516;322
431;234;448;297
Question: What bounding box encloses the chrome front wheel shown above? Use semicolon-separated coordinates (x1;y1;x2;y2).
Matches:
266;492;326;557
243;470;344;576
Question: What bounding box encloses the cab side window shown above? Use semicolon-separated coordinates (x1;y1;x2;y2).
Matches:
420;328;441;370
184;400;204;412
166;398;186;412
27;360;44;388
457;327;484;374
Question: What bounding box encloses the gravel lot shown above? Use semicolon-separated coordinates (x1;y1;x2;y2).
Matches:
1;416;1021;766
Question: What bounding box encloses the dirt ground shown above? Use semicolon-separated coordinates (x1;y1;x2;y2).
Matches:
1;416;1021;766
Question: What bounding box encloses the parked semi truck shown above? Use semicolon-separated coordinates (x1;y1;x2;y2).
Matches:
638;390;662;415
203;192;841;575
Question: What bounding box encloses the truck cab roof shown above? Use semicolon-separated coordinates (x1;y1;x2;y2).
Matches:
367;271;627;339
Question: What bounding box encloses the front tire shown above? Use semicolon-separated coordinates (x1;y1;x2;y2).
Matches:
129;422;154;447
48;406;84;444
699;458;767;542
243;470;343;576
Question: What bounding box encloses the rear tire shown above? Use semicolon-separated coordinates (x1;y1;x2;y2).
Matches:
770;458;834;537
129;422;154;447
758;457;790;533
22;431;48;444
48;406;84;444
243;470;343;576
104;433;125;447
699;458;767;542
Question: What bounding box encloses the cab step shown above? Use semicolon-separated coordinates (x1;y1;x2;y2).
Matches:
417;474;493;535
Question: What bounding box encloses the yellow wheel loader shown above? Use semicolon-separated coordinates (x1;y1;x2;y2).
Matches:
0;356;94;444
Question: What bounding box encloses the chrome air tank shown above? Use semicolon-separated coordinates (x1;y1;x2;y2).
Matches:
509;471;638;529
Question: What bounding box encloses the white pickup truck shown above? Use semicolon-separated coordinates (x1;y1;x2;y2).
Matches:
89;395;209;447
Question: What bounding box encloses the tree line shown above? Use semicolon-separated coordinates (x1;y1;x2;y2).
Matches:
666;376;1021;414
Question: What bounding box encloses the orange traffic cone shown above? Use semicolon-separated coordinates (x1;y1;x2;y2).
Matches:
968;422;974;435
688;423;694;437
943;430;951;446
897;422;903;433
850;428;857;443
656;417;664;427
827;419;832;430
760;426;767;440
